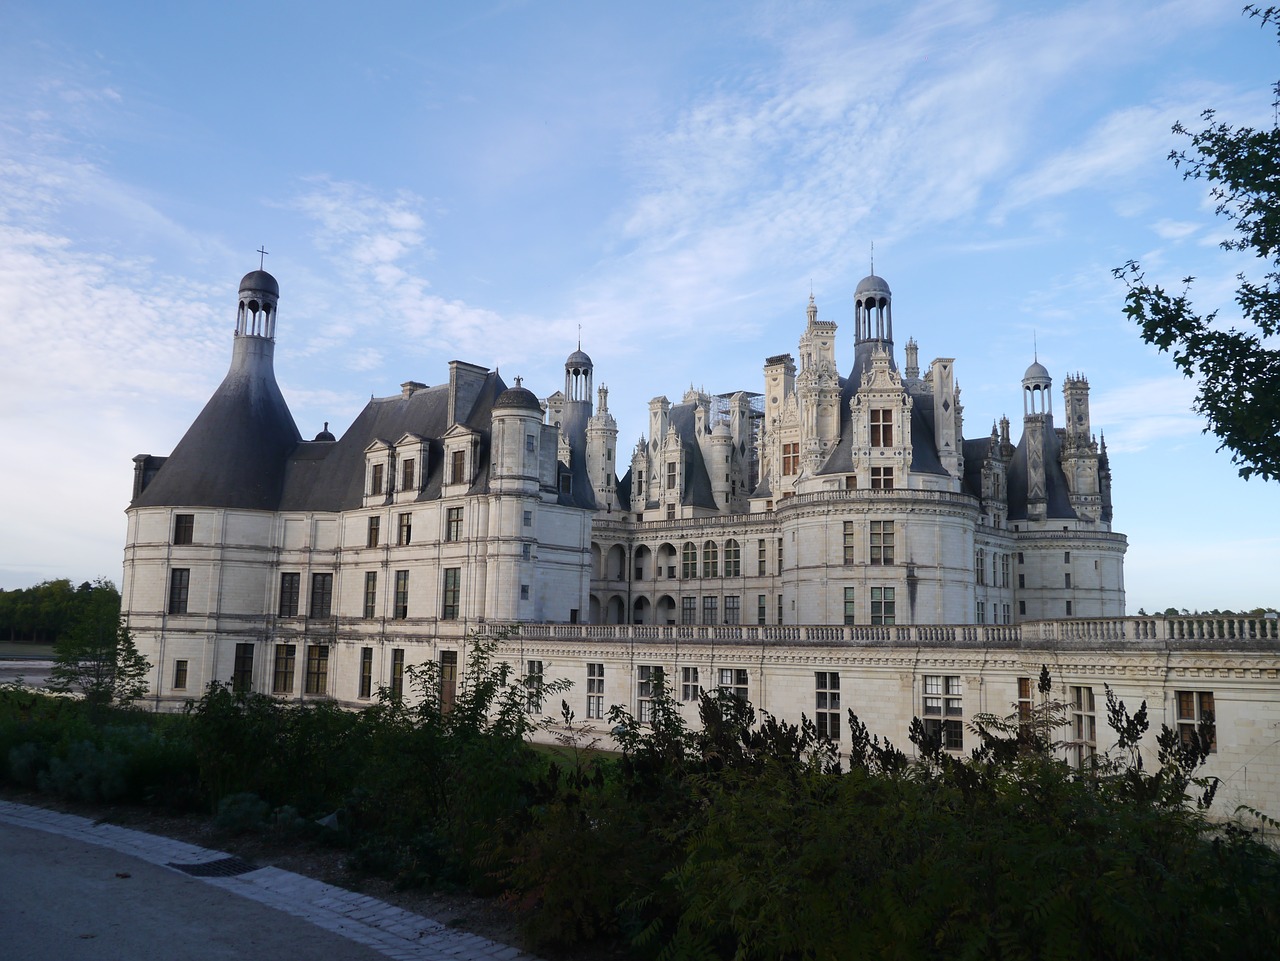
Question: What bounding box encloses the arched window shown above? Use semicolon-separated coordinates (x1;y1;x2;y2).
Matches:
681;542;698;579
703;540;719;578
724;539;741;577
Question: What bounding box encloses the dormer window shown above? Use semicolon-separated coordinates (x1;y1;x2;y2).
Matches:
870;409;893;446
370;463;385;496
450;449;466;484
402;458;415;492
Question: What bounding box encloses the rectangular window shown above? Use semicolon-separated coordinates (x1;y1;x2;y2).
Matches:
845;474;857;489
522;543;531;560
724;595;740;625
1018;573;1025;589
871;586;895;625
272;644;296;694
1019;600;1027;616
782;442;800;476
1176;690;1216;752
870;466;893;489
976;600;986;624
843;521;857;565
370;462;384;496
173;513;194;545
844;587;856;625
394;570;409;619
390;648;405;699
168;568;190;615
976;548;986;586
777;594;783;625
1001;554;1010;587
233;643;254;693
450;449;466;484
402;458;415;492
702;596;718;624
278;572;299;617
1017;676;1033;728
446;506;463;542
1064;551;1071;564
363;571;377;619
757;594;767;625
308;573;333;619
724;540;741;577
442;568;460;620
637;665;662;724
1066;600;1073;616
304;645;329;695
718;668;748;702
1018;552;1024;564
397;512;412;546
870;408;893;446
359;647;373;699
526;433;536;452
680;666;700;702
1002;603;1011;624
172;659;189;690
523;510;533;528
777;537;783;571
681;543;697;579
1070;685;1097;768
703;542;718;578
757;538;767;575
681;596;696;625
815;671;840;741
366;515;381;548
923;675;962;750
869;521;894;565
587;663;604;719
520;584;530;600
1065;572;1072;589
666;460;677;490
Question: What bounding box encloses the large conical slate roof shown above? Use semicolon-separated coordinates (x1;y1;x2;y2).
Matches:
133;335;301;510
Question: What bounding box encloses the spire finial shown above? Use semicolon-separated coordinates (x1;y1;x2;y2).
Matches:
577;324;581;351
515;375;523;388
1033;331;1038;362
257;246;269;269
870;240;874;275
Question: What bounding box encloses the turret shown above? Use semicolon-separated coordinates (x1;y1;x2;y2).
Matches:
586;384;619;511
1021;359;1052;520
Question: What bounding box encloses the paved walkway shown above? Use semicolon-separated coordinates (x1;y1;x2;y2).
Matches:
0;800;542;961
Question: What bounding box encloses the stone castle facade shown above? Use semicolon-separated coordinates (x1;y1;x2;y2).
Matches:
121;267;1280;817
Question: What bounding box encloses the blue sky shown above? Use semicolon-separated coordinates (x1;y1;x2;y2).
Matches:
1;0;1276;613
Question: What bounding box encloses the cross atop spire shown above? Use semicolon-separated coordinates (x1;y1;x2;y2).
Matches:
870;240;874;275
257;246;269;269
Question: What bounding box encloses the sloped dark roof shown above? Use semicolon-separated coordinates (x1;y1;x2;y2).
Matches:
961;436;994;500
814;373;948;478
555;401;599;510
1006;423;1079;521
666;402;718;510
133;336;301;510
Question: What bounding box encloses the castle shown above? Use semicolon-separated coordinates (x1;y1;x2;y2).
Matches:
122;267;1280;815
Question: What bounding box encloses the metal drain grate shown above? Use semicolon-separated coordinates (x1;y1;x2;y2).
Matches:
168;856;258;877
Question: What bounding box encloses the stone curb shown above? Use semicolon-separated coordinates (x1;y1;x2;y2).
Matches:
0;800;543;961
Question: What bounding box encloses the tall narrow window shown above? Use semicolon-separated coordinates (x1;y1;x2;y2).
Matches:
304;645;329;695
450;449;466;484
308;573;333;619
401;458;415;492
526;433;536;452
976;600;986;624
173;659;189;690
843;521;857;565
394;570;409;619
359;647;373;699
757;594;767;625
923;675;962;749
782;442;800;475
681;542;697;579
680;666;700;702
666;461;677;491
723;539;741;577
232;643;254;693
976;548;986;586
870;409;893;446
871;586;895;625
681;596;696;625
442;568;460;620
445;506;463;542
1070;685;1097;768
272;644;296;694
168;568;190;615
757;538;767;576
525;660;544;712
815;672;840;741
844;587;856;625
366;515;381;548
363;571;377;619
702;541;719;578
637;665;662;724
724;595;740;625
869;521;894;565
397;512;412;546
587;663;605;718
279;572;300;617
390;648;405;699
702;596;718;624
173;513;194;545
370;463;384;496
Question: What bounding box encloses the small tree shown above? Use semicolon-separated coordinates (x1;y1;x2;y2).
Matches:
1114;6;1280;480
48;579;150;708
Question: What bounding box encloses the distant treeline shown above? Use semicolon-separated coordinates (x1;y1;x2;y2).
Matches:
0;579;120;644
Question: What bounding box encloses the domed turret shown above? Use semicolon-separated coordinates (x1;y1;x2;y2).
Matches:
494;383;544;412
1022;359;1052;416
236;268;280;339
854;273;892;346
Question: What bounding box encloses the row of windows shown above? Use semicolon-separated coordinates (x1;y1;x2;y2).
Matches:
842;521;895;566
367;449;474;500
974;549;1013;588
